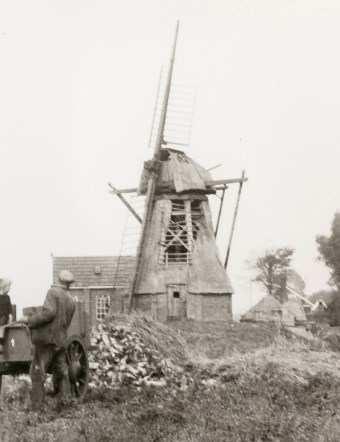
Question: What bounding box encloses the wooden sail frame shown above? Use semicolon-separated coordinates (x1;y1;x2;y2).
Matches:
127;21;180;311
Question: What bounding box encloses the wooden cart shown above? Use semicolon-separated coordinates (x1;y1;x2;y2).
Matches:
0;302;89;399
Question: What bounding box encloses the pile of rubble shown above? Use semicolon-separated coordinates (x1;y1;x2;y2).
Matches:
88;315;191;391
87;314;250;392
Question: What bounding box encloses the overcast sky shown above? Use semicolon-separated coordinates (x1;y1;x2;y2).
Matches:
1;1;340;315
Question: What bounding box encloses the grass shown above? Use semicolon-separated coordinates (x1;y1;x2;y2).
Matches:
1;319;340;441
168;319;285;359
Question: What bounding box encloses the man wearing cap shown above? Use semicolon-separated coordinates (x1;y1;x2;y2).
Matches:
19;270;76;409
0;278;13;326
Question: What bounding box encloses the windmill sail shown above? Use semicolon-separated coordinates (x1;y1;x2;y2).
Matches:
149;79;196;150
127;21;180;310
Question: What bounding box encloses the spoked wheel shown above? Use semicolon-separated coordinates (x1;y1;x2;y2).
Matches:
65;336;89;400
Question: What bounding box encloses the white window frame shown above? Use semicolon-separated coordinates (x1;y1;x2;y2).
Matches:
96;294;110;321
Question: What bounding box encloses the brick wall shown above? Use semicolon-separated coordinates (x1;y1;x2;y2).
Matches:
202;294;232;321
135;294;152;314
187;294;202;320
135;294;167;321
69;288;126;329
135;293;232;322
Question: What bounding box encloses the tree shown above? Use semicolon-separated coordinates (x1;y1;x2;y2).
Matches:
316;212;340;290
252;247;294;302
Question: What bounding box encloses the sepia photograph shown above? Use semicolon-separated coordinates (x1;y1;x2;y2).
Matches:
1;1;340;441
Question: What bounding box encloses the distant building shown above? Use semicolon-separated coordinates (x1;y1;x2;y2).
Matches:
241;295;283;323
52;255;135;327
241;293;306;326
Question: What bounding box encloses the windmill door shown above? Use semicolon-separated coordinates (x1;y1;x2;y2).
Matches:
167;284;187;319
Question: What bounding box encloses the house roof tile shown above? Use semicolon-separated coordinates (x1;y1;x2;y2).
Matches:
53;256;136;288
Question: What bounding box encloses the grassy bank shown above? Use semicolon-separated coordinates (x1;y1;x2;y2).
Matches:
1;321;340;441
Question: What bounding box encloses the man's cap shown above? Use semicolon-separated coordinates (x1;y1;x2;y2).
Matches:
0;278;12;295
58;270;75;284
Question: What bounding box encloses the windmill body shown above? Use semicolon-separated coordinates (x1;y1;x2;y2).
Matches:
110;24;246;322
132;147;233;321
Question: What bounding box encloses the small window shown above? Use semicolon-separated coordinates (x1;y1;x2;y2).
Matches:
96;295;110;321
173;291;180;299
94;266;102;275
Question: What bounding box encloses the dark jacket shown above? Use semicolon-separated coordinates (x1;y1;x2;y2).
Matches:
28;286;75;347
0;294;12;326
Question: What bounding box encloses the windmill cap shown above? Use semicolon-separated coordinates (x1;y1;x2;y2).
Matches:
58;270;75;284
0;278;11;295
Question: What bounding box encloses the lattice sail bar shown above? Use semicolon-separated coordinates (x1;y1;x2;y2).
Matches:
148;66;196;150
113;195;145;292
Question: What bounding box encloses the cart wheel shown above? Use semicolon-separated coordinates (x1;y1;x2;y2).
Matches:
66;336;89;400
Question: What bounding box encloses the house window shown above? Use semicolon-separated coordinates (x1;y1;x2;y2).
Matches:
96;294;110;321
173;291;180;298
161;200;201;265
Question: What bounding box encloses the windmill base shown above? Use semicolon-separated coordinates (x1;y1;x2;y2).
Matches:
134;292;232;322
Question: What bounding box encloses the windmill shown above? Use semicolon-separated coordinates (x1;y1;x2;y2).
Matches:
109;22;247;321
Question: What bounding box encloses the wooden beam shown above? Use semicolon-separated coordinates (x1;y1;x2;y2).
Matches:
165;225;189;249
108;183;142;224
214;186;226;237
224;170;246;270
115;176;248;195
207;163;222;172
115;187;138;194
207;177;248;186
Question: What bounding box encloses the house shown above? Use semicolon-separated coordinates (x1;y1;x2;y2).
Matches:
241;293;307;326
241;295;283;323
52;255;135;327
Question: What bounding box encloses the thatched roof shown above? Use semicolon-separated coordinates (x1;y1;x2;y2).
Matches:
241;295;282;321
139;148;213;195
241;294;306;325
